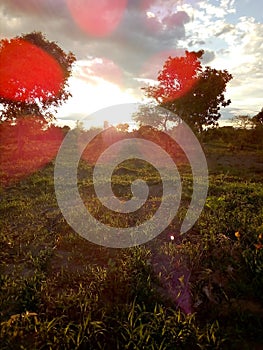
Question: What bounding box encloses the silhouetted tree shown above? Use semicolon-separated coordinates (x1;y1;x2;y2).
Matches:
115;123;130;133
133;103;174;131
137;50;232;133
253;108;263;127
232;115;254;129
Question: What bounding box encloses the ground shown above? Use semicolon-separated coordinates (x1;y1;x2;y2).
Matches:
0;139;263;349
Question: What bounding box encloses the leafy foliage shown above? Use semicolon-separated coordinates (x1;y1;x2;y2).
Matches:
253;107;263;127
232;115;254;129
0;32;76;122
140;50;232;132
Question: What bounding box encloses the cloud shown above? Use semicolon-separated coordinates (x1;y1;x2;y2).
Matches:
0;0;262;123
188;39;205;47
139;48;186;80
215;24;235;36
0;0;69;23
176;2;262;119
0;0;191;89
198;0;235;18
163;11;190;28
75;58;123;86
0;1;76;45
201;50;215;64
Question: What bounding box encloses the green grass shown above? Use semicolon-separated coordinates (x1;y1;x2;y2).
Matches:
1;141;263;349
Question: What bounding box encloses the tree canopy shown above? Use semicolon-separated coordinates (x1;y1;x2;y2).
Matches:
0;31;76;122
135;50;232;133
232;115;254;129
133;103;178;131
115;123;130;133
253;107;263;127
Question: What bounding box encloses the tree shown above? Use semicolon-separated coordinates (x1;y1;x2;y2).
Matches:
253;107;263;127
251;108;263;148
138;50;232;133
133;102;176;131
0;31;76;122
115;123;130;133
232;115;254;129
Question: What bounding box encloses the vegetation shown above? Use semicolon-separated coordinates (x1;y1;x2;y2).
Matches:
253;108;263;127
1;32;262;350
0;125;263;349
134;50;232;133
0;31;76;122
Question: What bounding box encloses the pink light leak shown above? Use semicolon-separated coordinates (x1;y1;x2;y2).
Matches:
78;127;123;165
77;57;123;87
140;49;185;80
152;252;192;314
67;0;127;37
0;117;63;186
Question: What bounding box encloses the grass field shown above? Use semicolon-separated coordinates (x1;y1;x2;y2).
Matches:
1;137;263;349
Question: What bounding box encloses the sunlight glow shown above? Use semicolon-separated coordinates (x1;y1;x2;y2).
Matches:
146;11;156;18
57;72;138;128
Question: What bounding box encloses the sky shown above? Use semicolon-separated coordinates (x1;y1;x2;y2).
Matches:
0;0;262;128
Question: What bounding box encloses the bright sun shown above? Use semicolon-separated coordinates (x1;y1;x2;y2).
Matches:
57;61;138;129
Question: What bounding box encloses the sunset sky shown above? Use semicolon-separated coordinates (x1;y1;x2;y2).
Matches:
0;0;262;128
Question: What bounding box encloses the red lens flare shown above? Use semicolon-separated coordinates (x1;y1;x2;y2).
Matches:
0;116;63;186
67;0;127;37
141;50;201;102
157;51;201;101
0;38;64;102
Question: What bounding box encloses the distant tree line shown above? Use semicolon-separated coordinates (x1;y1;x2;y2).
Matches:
202;110;263;150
